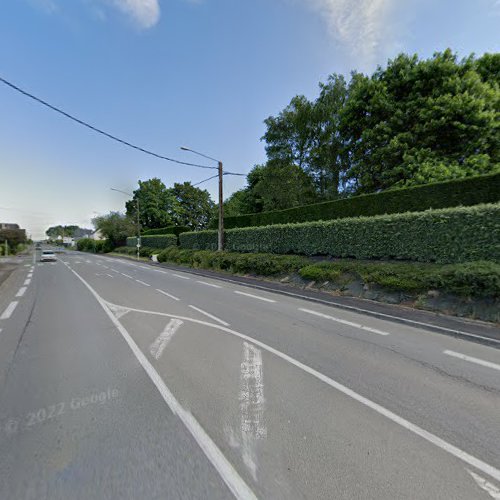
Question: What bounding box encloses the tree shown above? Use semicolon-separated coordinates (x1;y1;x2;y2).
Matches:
262;95;315;171
126;178;172;230
309;74;349;198
341;50;500;192
92;212;135;249
46;225;81;239
167;182;215;230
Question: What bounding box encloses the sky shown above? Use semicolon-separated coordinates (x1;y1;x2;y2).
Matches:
1;0;499;239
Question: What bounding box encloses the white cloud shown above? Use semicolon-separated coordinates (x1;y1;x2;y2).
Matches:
303;0;397;65
108;0;160;28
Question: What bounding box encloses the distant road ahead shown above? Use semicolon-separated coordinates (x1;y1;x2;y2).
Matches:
0;251;499;499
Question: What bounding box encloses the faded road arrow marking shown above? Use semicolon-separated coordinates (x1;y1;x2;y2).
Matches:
150;319;183;360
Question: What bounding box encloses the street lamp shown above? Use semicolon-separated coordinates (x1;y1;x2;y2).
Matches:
110;188;140;260
180;147;224;252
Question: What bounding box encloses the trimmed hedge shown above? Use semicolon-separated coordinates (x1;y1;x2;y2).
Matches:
215;172;500;229
141;226;189;236
181;203;500;264
157;247;309;275
127;235;177;249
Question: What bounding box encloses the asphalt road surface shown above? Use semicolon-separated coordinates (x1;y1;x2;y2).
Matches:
1;250;499;499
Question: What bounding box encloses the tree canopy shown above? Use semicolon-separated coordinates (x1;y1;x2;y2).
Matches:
92;212;135;248
125;178;215;231
258;49;500;204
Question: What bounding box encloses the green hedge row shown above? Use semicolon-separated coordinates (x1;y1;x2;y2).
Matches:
181;203;500;264
157;247;309;275
215;172;500;229
127;235;177;248
141;226;189;236
299;260;500;297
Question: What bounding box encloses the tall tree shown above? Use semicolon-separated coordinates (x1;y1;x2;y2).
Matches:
126;178;172;230
341;50;500;192
92;212;136;248
167;182;215;230
309;74;349;198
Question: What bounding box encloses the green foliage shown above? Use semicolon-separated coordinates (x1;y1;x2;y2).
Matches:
341;50;500;193
126;234;177;249
256;50;500;204
92;212;135;248
76;238;109;253
168;182;215;230
218;172;500;229
299;260;500;297
157;247;309;275
125;178;215;231
182;203;500;264
141;226;189;236
125;178;173;229
0;228;27;246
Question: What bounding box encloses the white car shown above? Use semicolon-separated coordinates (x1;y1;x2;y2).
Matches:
40;250;57;262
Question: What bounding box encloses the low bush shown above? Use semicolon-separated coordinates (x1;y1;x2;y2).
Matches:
127;235;177;249
217;172;500;229
157;247;309;275
299;260;500;297
181;204;500;264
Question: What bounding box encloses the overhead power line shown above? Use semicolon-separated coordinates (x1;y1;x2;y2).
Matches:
0;76;216;170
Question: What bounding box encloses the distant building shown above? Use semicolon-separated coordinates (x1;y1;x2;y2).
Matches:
0;223;20;230
90;229;105;241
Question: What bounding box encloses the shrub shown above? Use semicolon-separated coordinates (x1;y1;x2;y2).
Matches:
216;172;500;229
157;248;308;275
141;226;189;236
181;203;500;264
299;260;500;297
127;235;177;249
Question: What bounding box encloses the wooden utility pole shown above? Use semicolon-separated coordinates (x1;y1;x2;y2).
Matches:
218;161;224;252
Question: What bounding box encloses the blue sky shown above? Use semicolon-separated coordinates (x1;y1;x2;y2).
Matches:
1;0;499;239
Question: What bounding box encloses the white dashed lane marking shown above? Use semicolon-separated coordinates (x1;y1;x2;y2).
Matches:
16;287;27;297
196;281;222;289
1;301;19;320
156;289;180;301
172;274;190;280
299;308;390;336
444;350;500;372
234;291;276;303
135;280;151;287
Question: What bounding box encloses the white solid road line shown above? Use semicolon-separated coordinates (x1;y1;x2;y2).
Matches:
87;293;500;485
16;287;27;297
188;305;229;326
156;289;180;301
135;279;151;287
24;279;31;286
67;265;257;500
234;291;276;303
196;280;222;289
444;350;500;372
69;264;500;485
173;273;190;280
121;273;133;279
149;318;184;360
1;301;19;320
467;469;500;499
299;308;390;336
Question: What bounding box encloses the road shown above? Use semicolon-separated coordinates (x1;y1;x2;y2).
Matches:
0;250;499;499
